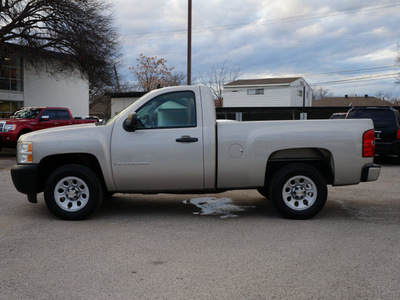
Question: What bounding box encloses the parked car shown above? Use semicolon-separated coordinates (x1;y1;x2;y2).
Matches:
330;112;347;119
0;107;98;150
346;106;400;156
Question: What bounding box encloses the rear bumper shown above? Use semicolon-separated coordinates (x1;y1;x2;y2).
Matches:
361;164;381;182
375;141;400;156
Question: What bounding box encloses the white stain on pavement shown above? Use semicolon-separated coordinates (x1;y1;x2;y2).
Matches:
183;197;255;219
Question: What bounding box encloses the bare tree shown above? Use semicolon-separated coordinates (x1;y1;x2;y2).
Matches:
172;72;187;86
312;86;334;101
129;54;175;92
197;61;241;107
0;0;120;91
375;90;391;101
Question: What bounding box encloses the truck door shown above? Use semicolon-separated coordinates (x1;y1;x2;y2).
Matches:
55;109;73;126
36;109;57;130
111;91;204;191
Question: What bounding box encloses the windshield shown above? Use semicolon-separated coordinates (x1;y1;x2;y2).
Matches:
8;108;42;119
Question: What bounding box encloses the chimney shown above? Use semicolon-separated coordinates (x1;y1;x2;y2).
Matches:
365;94;368;98
345;95;348;98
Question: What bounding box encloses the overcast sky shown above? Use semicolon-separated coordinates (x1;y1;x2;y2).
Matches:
112;0;400;97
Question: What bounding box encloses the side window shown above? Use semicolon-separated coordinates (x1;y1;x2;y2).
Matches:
42;110;55;120
56;109;70;120
136;91;196;129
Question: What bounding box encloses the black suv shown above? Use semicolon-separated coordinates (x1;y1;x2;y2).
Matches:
346;106;400;156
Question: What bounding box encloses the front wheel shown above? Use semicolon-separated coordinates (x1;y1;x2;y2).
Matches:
257;187;269;198
269;164;327;219
44;165;103;220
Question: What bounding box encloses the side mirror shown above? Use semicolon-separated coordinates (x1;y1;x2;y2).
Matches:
40;115;50;122
124;112;138;132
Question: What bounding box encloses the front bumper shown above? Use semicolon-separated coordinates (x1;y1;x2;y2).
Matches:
0;133;18;148
361;164;381;182
11;164;40;203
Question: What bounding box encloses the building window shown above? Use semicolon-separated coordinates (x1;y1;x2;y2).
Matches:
298;90;303;97
0;54;23;92
247;88;264;95
0;100;23;118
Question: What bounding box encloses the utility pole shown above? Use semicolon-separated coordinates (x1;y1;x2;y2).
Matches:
113;65;120;92
187;0;192;85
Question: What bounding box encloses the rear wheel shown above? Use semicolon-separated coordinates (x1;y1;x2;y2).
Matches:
269;164;327;219
44;165;103;220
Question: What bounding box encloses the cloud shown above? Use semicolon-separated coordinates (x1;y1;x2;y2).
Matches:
345;48;398;64
114;0;400;96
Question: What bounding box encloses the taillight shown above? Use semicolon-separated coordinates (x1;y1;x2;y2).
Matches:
397;129;400;140
363;129;375;157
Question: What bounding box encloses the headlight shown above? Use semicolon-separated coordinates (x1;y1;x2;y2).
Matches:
17;142;33;164
4;124;17;132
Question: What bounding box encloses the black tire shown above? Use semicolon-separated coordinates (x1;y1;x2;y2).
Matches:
44;165;103;220
103;191;116;199
17;130;31;140
257;187;269;198
269;164;327;219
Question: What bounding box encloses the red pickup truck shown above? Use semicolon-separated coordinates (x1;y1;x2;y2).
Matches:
0;107;98;150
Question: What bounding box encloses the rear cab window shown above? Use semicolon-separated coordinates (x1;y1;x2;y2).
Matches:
347;109;396;127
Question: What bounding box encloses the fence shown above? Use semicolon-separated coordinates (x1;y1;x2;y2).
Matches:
216;106;400;121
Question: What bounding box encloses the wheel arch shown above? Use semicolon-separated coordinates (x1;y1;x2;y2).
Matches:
17;128;32;138
37;153;106;193
264;148;334;188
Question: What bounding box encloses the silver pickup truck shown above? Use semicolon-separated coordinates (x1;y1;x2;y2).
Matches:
11;85;380;220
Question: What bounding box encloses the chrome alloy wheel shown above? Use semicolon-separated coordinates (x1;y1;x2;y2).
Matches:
54;176;90;212
282;175;317;211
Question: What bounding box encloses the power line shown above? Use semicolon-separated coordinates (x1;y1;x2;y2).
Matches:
311;73;398;86
122;0;400;39
296;66;398;77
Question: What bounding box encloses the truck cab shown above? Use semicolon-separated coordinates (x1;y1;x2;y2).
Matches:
0;107;96;150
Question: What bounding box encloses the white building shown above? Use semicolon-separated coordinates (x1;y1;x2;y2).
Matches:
0;45;89;118
223;77;311;107
109;92;147;117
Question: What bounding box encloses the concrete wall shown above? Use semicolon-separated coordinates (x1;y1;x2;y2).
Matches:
23;60;89;117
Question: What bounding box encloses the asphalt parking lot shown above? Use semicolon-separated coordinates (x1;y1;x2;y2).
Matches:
0;150;399;299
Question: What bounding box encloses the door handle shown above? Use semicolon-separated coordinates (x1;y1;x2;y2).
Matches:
176;135;198;143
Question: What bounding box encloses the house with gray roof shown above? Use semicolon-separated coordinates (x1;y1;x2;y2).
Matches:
312;95;393;107
222;77;311;107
